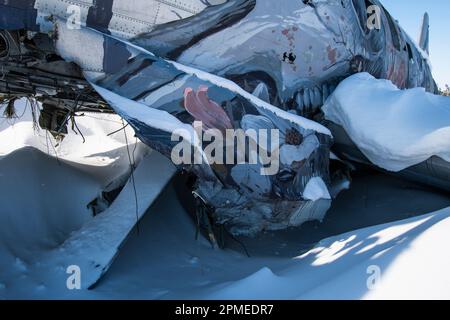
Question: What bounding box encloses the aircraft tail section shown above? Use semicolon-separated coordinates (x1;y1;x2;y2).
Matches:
419;12;430;55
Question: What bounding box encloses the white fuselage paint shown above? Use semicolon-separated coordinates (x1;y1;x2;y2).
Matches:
41;0;214;73
34;0;209;38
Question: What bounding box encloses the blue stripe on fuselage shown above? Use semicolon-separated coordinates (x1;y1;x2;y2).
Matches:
103;35;132;74
86;0;114;34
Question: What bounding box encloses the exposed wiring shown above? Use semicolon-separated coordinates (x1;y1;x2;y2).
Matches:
122;118;140;235
45;129;61;166
107;123;129;136
71;116;86;143
132;137;139;168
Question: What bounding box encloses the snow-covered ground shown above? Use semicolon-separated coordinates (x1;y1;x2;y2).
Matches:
1;98;450;299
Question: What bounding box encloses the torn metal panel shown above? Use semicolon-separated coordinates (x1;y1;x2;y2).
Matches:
0;0;443;237
51;23;333;236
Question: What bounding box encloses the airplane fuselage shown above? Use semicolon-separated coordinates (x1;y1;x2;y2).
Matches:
0;0;437;117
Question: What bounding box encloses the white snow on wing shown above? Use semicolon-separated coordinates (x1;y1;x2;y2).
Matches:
93;83;237;186
323;73;450;172
91;83;212;168
92;84;201;146
91;84;188;134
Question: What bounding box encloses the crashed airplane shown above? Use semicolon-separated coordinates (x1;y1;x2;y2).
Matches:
0;0;446;241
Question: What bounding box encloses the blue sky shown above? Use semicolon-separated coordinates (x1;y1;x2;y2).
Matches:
383;0;450;88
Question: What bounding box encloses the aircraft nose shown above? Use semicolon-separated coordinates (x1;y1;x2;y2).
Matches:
0;2;39;31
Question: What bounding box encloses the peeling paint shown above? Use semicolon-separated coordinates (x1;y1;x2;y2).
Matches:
326;45;337;64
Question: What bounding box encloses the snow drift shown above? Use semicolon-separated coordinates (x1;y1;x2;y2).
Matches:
0;147;100;257
0;99;149;278
2;87;450;300
0;99;148;183
323;73;450;172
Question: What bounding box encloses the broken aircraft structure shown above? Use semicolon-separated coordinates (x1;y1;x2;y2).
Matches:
0;0;447;241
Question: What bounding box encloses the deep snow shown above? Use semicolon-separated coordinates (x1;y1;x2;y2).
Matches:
1;99;450;299
323;73;450;172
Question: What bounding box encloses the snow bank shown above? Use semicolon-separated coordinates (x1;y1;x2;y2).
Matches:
0;99;148;185
298;207;450;300
2;91;450;300
0;148;100;257
185;206;450;300
1;169;450;299
322;73;450;172
0;100;145;255
0;100;154;295
45;151;175;289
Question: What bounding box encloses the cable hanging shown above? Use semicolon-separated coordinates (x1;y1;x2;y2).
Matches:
121;118;140;235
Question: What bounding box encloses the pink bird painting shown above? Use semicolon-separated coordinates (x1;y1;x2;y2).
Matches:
183;85;233;132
